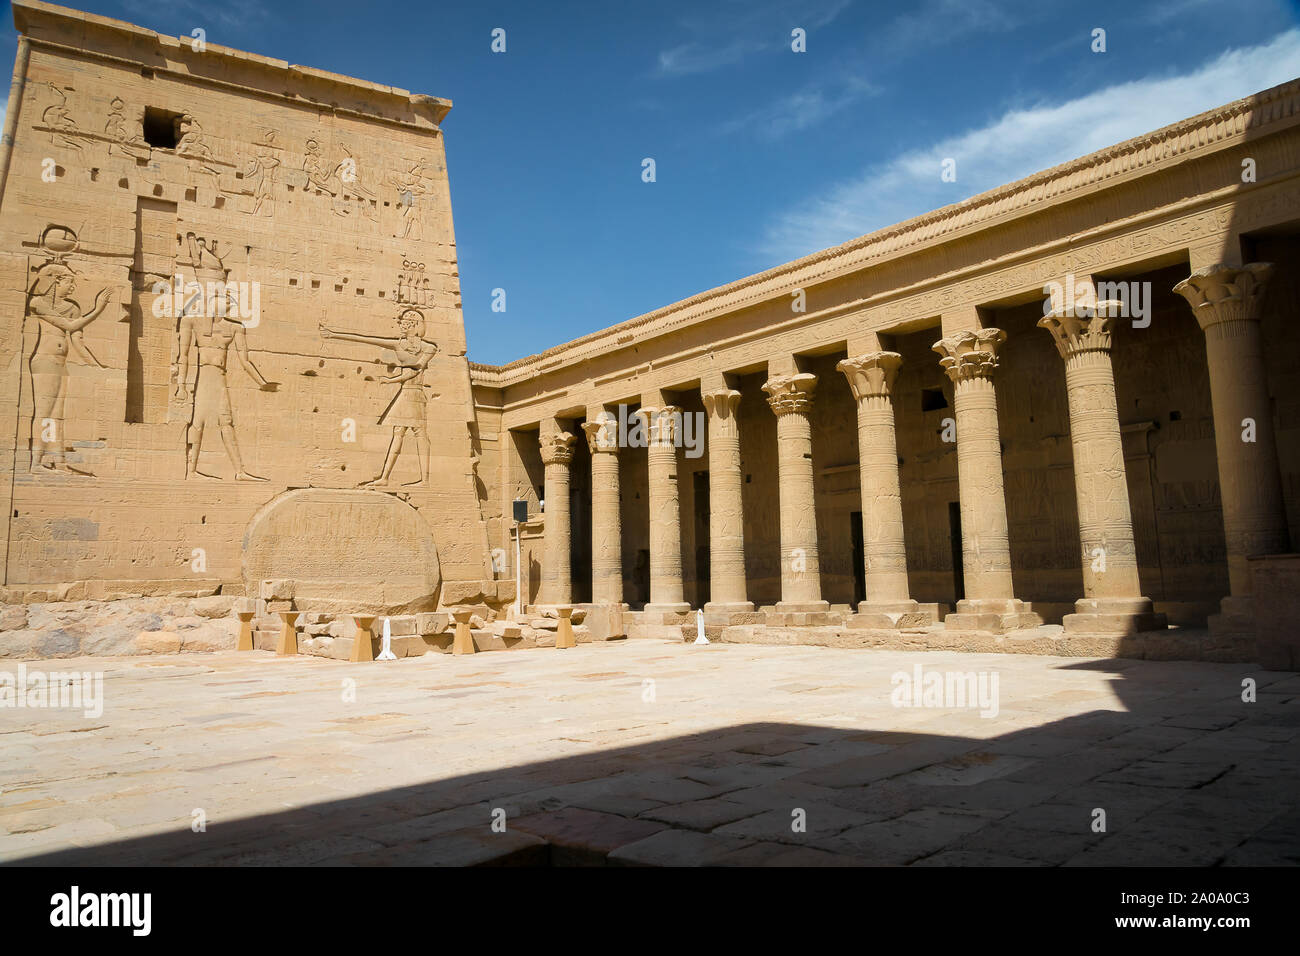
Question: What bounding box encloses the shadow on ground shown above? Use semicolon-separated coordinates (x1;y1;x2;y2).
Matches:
8;658;1300;866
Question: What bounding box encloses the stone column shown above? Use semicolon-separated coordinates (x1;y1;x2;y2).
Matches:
1174;263;1289;630
762;373;827;611
1039;302;1166;634
932;329;1041;632
539;428;576;606
637;406;690;617
837;352;934;627
701;387;753;617
581;412;624;606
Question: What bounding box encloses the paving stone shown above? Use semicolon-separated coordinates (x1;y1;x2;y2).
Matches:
340;827;548;866
607;829;756;867
639;798;761;832
714;804;866;844
511;807;666;865
1;644;1296;867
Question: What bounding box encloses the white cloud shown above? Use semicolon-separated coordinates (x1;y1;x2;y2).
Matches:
656;0;851;76
719;76;880;141
759;29;1300;261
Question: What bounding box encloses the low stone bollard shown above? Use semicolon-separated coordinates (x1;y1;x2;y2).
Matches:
555;606;576;649
350;614;377;663
236;611;256;652
276;611;301;656
451;608;476;655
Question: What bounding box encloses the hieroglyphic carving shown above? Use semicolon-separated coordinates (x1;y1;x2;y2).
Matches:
319;309;439;486
174;234;276;480
24;226;114;475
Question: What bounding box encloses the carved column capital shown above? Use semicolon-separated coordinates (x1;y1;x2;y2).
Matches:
539;430;576;466
762;373;817;415
1038;303;1121;359
581;412;620;454
932;328;1005;383
1173;262;1272;331
701;387;742;420
837;351;902;400
636;405;680;446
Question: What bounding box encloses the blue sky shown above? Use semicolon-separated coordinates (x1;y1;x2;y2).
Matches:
4;0;1300;364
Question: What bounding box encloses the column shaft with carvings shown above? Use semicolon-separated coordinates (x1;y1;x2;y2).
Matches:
1174;263;1289;630
638;406;690;616
702;387;753;614
539;428;576;606
837;353;934;627
1039;303;1166;634
582;412;624;605
932;329;1041;632
762;374;827;610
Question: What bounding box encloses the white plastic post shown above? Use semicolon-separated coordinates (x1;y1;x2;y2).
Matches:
694;608;709;645
376;616;397;660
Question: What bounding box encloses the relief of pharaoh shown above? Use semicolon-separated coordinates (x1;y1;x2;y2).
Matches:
319;308;438;487
174;234;276;480
25;260;113;474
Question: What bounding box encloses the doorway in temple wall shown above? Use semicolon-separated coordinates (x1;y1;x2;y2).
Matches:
851;512;865;606
949;501;965;603
693;471;710;607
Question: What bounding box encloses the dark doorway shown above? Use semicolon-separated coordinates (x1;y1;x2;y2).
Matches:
851;511;865;605
948;501;965;602
693;471;710;606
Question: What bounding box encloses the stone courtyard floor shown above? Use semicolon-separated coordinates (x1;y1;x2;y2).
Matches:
1;640;1298;866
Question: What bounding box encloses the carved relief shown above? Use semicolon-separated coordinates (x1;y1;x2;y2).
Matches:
1172;262;1273;330
174;111;221;177
540;429;577;465
933;328;1005;382
394;258;433;306
244;129;282;217
174;234;276;480
388;157;439;240
319;308;438;486
582;412;619;454
762;372;818;415
25;226;114;475
836;352;901;401
104;97;150;161
303;138;377;219
1038;302;1122;359
39;83;84;152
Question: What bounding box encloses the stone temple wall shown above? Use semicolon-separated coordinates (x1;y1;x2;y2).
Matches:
0;0;497;612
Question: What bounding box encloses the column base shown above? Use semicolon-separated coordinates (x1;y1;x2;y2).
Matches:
1063;597;1167;635
703;602;761;626
1207;595;1255;637
641;603;692;625
575;602;628;640
848;600;940;630
766;600;836;628
944;598;1042;634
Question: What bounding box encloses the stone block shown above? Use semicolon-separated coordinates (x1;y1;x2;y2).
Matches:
259;579;295;601
416;612;449;635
